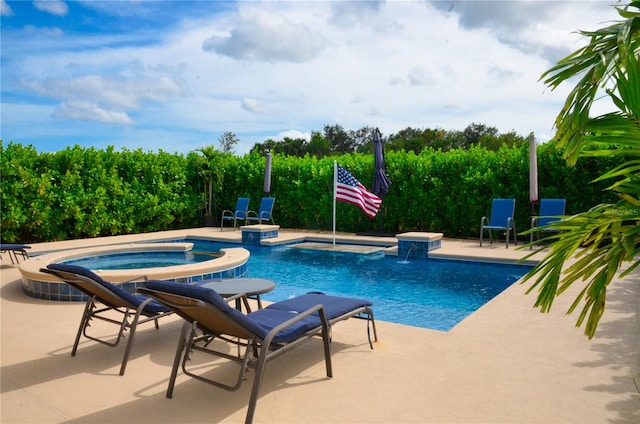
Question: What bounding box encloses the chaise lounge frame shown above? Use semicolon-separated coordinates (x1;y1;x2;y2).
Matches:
41;264;173;375
139;281;377;424
0;244;31;264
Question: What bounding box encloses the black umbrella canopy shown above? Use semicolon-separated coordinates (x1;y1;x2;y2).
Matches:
372;128;391;196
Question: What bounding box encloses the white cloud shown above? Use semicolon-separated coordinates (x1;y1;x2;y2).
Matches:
23;25;63;37
1;0;12;16
20;73;182;119
202;6;327;63
241;98;271;114
52;100;133;125
0;0;623;156
33;0;68;17
407;66;434;86
328;0;384;28
430;0;615;62
274;129;311;141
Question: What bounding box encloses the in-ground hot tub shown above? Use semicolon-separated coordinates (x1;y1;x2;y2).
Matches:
19;243;250;301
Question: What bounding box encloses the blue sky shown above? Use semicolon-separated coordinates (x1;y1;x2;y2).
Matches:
1;0;619;155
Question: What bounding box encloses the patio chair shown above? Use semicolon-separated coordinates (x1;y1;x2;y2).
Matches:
530;198;566;249
480;198;517;248
0;243;31;264
139;280;377;424
246;197;276;225
40;264;173;376
221;197;250;231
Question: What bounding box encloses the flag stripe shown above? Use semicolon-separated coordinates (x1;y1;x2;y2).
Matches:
335;165;382;218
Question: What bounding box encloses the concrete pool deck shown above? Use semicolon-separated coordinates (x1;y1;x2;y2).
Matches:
1;227;638;423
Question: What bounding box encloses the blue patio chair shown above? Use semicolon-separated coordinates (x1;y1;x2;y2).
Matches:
0;243;30;264
139;280;377;424
40;264;173;375
480;198;517;248
221;197;250;231
246;197;275;225
530;198;566;248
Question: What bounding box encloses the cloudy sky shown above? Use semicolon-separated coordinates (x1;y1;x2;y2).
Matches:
0;0;622;155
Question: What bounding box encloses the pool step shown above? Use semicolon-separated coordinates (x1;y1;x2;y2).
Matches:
287;242;384;255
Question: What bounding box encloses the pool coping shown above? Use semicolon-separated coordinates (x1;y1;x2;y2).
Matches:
20;243;250;283
1;227;638;423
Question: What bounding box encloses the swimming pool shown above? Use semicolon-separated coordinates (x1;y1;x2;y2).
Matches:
63;239;529;331
219;243;528;331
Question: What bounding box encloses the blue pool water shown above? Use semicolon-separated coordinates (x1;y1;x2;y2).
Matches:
65;250;210;269
64;239;531;331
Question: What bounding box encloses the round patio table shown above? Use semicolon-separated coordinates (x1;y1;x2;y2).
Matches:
200;278;275;311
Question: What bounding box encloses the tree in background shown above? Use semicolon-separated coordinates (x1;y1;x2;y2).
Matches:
194;145;224;225
522;1;640;338
351;126;378;153
306;131;332;158
249;123;526;157
219;131;239;154
324;124;354;153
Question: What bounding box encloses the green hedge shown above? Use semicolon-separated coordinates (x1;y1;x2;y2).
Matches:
0;141;620;243
0;143;201;242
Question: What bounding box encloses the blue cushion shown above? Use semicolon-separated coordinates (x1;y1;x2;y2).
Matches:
248;308;321;343
266;293;372;320
142;281;369;344
47;264;167;314
143;280;269;339
0;244;31;250
144;279;233;311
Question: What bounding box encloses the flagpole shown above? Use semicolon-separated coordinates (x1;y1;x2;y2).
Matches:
333;160;337;248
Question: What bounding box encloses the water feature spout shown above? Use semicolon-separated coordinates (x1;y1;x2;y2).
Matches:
404;243;417;261
398;243;417;264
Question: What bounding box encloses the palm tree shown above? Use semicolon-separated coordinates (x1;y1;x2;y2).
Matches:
522;1;640;338
195;145;224;226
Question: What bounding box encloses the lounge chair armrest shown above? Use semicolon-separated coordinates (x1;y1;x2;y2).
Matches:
225;292;249;304
263;303;328;345
126;275;149;283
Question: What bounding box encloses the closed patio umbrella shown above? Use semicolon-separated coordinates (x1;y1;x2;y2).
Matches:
264;153;272;196
372;128;391;232
529;134;538;214
529;134;538;201
373;128;391;196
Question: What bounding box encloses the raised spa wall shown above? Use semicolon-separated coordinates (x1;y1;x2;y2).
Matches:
19;243;250;302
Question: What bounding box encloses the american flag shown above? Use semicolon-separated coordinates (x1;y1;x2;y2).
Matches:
336;165;382;218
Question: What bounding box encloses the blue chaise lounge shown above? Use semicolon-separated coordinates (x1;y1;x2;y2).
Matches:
139;280;377;424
